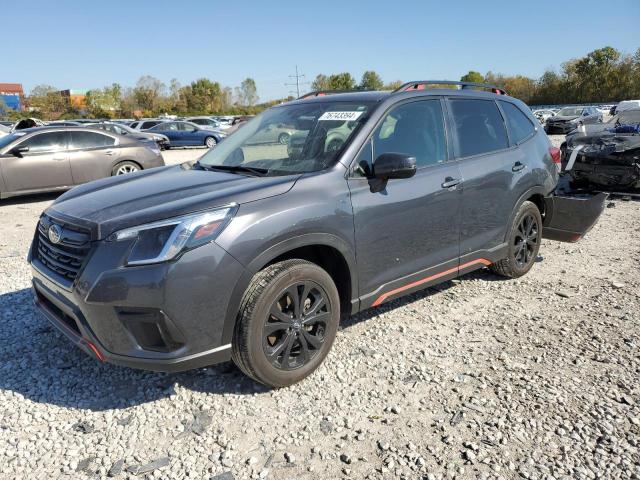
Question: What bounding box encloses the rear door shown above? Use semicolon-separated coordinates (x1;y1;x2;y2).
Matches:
178;122;199;145
68;131;119;183
448;97;528;258
348;98;463;307
1;131;72;193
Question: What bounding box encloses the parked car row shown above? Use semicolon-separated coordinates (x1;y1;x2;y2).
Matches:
0;126;164;199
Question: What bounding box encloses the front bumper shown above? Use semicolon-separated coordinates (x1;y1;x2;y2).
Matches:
545;123;576;134
30;237;246;372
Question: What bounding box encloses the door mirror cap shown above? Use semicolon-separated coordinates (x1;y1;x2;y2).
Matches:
373;153;417;180
11;146;29;156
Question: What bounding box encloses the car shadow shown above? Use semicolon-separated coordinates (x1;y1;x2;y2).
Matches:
0;288;265;412
341;266;509;329
0;191;60;206
0;267;509;411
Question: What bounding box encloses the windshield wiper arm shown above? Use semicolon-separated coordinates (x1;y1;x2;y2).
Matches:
194;162;269;177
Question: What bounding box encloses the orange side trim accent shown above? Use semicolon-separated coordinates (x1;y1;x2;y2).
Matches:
371;258;491;307
85;341;105;362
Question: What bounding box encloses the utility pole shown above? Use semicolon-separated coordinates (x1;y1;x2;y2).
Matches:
285;65;308;98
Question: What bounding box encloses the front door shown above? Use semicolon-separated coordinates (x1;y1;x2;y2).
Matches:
1;131;72;193
347;98;463;308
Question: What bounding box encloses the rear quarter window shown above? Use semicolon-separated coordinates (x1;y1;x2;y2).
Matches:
449;99;508;157
69;131;116;149
499;101;535;144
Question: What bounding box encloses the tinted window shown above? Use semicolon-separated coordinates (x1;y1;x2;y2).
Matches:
21;132;67;153
450;99;508;157
191;119;205;125
141;121;159;129
372;99;447;168
130;122;139;129
153;122;177;131
500;101;535;144
179;122;197;131
69;131;115;149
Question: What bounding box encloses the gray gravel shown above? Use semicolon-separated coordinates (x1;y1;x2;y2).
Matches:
1;138;639;479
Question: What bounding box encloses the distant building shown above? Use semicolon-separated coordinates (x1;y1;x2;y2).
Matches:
59;89;88;110
0;83;24;110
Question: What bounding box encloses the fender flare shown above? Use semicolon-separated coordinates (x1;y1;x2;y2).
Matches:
220;233;358;344
503;186;547;243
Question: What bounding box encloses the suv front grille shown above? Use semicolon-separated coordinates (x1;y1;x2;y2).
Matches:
35;216;91;283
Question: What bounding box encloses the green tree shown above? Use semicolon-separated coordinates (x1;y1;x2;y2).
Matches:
360;70;384;90
132;75;166;112
182;78;223;114
460;71;485;83
236;78;258;106
28;85;67;119
327;72;356;90
382;80;403;91
311;74;330;91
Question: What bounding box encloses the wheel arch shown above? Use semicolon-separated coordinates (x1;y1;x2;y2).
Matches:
503;186;547;243
112;159;143;172
220;234;358;345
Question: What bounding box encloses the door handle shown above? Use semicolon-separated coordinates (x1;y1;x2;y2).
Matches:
441;177;461;189
512;161;526;172
104;150;115;156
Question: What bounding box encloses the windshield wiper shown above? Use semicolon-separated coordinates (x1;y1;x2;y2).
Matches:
194;162;269;177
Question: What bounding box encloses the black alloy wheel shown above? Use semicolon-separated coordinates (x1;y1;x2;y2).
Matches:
262;281;330;370
513;213;539;268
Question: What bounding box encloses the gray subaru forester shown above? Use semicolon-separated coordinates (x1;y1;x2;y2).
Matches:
29;81;606;387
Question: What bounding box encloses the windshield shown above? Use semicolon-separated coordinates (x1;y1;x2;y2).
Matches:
558;107;584;117
197;101;373;176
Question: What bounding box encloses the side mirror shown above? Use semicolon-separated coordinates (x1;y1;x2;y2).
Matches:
373;153;417;180
11;146;29;157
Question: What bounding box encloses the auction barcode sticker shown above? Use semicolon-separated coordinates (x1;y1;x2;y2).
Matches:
318;111;364;121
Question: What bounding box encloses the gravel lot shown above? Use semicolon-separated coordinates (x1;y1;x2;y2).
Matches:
1;139;639;479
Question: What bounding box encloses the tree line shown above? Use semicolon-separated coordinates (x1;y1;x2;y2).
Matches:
2;46;637;120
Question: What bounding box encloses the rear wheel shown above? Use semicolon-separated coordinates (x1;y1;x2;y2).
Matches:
205;136;217;148
232;259;340;388
490;201;542;278
111;161;141;176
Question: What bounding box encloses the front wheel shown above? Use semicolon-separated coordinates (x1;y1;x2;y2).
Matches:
205;136;217;148
232;259;340;388
490;201;542;278
277;133;290;145
111;161;141;176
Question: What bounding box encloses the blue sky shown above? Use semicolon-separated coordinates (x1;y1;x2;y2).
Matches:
8;0;640;101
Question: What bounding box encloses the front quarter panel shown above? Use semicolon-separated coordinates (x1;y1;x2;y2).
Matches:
214;167;357;343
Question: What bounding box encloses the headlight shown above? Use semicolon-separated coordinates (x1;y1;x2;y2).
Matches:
109;207;236;265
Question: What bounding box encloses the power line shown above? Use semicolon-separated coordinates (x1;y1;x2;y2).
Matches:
285;65;309;98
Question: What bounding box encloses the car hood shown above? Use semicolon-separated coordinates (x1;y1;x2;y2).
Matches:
47;164;299;239
549;115;579;122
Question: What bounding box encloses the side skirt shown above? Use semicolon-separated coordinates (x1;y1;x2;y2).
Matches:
358;244;508;310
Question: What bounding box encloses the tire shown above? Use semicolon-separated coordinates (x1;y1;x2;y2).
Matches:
111;161;141;176
232;259;340;388
490;201;542;279
277;133;290;145
205;136;217;148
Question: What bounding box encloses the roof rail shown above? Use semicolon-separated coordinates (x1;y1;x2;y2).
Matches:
394;81;508;96
298;89;373;99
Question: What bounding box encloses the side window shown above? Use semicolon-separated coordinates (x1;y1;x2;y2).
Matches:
130;122;139;129
372;100;447;168
449;99;508;157
500;101;535;144
180;123;197;131
21;132;67;153
69;131;115;149
353;139;373;177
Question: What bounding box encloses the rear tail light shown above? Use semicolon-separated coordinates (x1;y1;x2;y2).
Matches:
549;147;561;165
